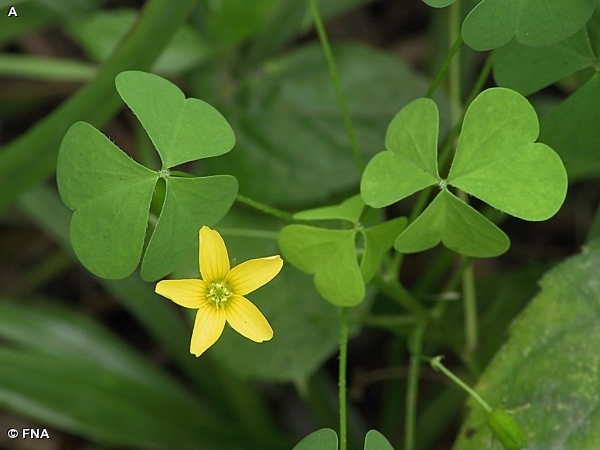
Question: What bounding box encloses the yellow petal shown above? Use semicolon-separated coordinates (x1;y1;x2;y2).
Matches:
225;295;273;342
155;279;208;309
199;226;230;282
225;255;283;295
190;303;226;357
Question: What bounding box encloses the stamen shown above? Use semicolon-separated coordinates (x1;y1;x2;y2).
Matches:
207;281;232;308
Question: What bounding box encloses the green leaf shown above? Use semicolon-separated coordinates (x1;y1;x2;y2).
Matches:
66;9;210;75
394;189;510;258
56;121;157;279
115;71;235;168
462;0;595;50
293;428;338;450
360;87;566;257
0;350;240;449
364;430;395;450
475;263;550;366
282;196;403;304
0;299;242;450
140;175;238;281
361;98;440;208
448;88;567;221
0;299;168;384
539;73;600;180
493;29;596;96
423;0;455;7
360;217;407;283
279;225;365;306
293;194;365;224
58;73;238;280
452;240;600;450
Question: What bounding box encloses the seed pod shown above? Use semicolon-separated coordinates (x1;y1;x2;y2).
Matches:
486;408;527;450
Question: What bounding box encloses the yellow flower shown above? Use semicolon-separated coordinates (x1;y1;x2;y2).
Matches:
155;226;283;357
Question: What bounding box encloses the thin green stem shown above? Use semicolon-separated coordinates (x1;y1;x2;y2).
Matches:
462;261;478;357
339;307;350;450
413;249;457;296
308;0;364;174
429;356;492;413
425;35;463;99
408;185;435;223
388;251;404;280
443;255;471;293
382;338;405;440
235;194;295;222
448;1;462;123
465;50;495;107
405;321;427;450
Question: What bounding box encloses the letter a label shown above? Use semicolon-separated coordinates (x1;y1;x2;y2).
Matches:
8;6;18;16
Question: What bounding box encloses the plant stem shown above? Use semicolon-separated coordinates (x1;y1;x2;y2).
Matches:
235;194;295;222
408;185;435;223
405;320;427;450
448;0;462;123
465;50;494;106
429;356;492;413
339;307;350;450
308;0;364;174
425;35;463;99
462;261;478;357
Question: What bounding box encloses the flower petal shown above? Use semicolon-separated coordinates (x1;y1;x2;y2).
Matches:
225;255;283;295
190;303;226;357
155;279;208;309
225;295;273;342
199;226;230;282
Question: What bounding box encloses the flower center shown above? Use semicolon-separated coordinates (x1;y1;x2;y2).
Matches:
207;281;232;308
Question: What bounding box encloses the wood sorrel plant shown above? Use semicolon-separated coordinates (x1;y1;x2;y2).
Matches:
4;0;600;449
58;0;567;446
